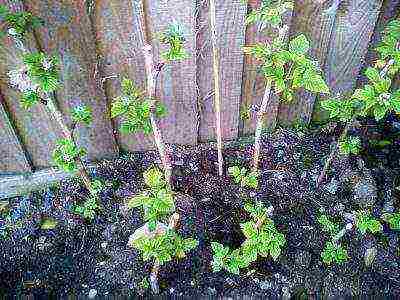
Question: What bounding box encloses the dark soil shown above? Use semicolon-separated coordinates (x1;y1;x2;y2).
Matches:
1;124;399;298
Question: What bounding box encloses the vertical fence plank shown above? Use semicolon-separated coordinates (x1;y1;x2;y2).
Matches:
197;0;247;142
0;91;31;174
0;0;61;169
24;0;118;161
91;1;151;151
323;0;382;103
278;0;335;126
146;0;198;145
240;1;293;135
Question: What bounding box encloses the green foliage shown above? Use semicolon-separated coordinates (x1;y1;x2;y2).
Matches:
71;104;92;125
317;214;340;236
320;97;357;122
375;19;400;71
159;23;189;61
21;90;40;109
321;241;349;265
52;138;86;173
338;136;361;155
355;212;383;234
244;34;329;103
128;168;174;231
23;52;60;93
228;166;259;189
0;5;43;38
245;0;293;27
212;202;285;275
382;212;400;230
132;229;198;266
74;194;100;220
111;78;166;135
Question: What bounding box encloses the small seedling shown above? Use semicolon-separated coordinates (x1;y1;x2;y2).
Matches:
321;241;349;265
355;211;383;235
382;211;400;230
212;202;285;275
228;165;259;189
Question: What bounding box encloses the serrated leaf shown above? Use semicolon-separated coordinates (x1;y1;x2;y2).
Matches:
241;221;258;239
289;34;310;55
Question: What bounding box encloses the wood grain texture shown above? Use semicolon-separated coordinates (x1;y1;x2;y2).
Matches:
197;0;247;142
324;0;382;99
241;0;293;135
146;0;198;145
24;0;118;161
91;0;151;151
278;0;335;126
0;0;60;169
0;91;31;174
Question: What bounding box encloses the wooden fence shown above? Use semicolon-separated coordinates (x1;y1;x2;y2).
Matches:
0;0;399;177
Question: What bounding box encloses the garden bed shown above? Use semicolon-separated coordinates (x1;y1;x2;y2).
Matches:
1;125;399;298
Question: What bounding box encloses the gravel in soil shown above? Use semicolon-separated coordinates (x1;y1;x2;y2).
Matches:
0;127;399;298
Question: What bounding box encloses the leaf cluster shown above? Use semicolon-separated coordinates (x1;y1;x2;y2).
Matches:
244;34;329;103
321;241;349;265
317;214;348;265
74;194;100;220
382;211;400;230
71;104;93;126
52;138;86;173
159;23;189;61
245;0;293;28
355;211;383;234
128;168;174;231
23;52;60;93
131;229;198;266
0;5;43;38
212;202;285;275
228;165;259;189
111;78;166;135
338;136;361;156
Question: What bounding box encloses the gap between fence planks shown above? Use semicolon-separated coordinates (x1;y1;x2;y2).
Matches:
197;0;247;142
278;0;335;126
24;0;118;162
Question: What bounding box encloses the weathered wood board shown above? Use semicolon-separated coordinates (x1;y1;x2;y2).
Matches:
278;0;335;126
0;91;31;174
241;0;293;135
197;0;247;141
312;0;382;123
146;0;198;145
0;0;60;169
91;0;151;151
24;0;118;161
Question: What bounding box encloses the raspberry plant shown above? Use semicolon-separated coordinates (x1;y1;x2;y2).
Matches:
127;168;198;294
211;201;285;275
318;19;400;187
243;0;329;172
159;23;189;62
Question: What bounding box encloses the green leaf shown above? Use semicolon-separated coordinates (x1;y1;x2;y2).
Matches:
40;217;58;230
241;221;258;239
289;34;310;55
373;104;388;121
143;168;165;188
228;166;241;178
21;90;40;109
270;243;281;260
71;104;92;125
127;194;150;209
302;68;330;94
110;100;128;118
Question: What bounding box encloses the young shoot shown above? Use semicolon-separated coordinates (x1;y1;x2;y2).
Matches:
159;23;189;61
0;5;43;39
228;165;259;189
211;201;285;275
111;78;167;135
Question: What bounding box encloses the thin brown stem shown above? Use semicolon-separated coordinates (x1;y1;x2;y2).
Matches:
209;0;224;177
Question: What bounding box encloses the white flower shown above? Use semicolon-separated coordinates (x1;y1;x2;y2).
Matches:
7;67;39;93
